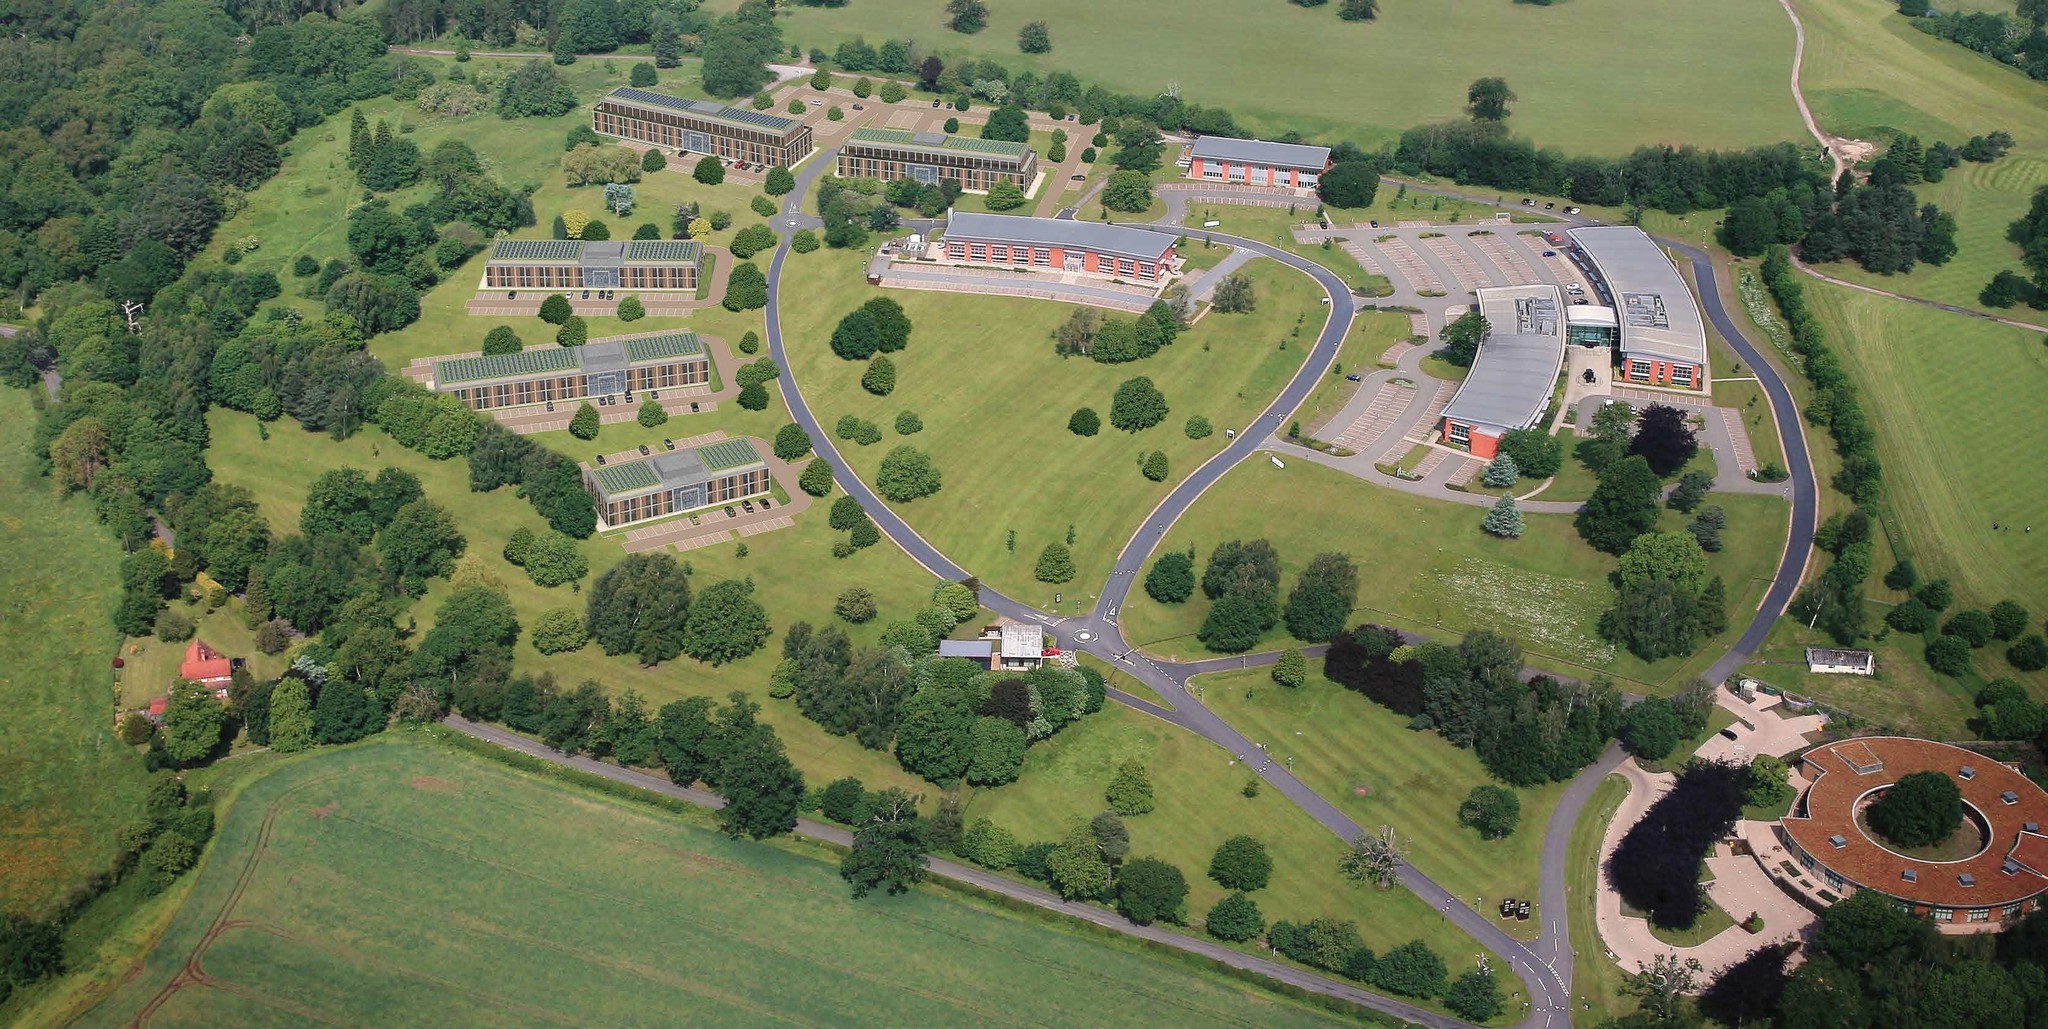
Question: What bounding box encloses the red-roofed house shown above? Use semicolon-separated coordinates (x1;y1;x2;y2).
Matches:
146;696;168;721
179;639;234;695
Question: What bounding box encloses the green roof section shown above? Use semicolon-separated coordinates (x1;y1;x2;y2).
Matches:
435;347;580;385
698;438;763;472
623;239;703;263
590;461;660;494
604;88;801;135
848;127;1030;159
620;332;705;363
490;239;585;262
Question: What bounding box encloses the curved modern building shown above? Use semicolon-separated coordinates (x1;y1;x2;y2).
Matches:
1777;737;2048;930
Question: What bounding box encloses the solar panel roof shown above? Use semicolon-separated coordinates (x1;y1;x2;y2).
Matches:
620;332;704;363
847;127;1030;160
434;347;580;385
624;240;703;263
605;88;800;134
591;461;660;494
698;437;763;472
491;239;585;262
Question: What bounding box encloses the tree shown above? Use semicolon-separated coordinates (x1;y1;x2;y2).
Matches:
482;326;523;356
1110;377;1169;431
1982;270;2032;308
1102;170;1155;213
161;681;226;764
1339;825;1408;890
587;552;692;665
1459;785;1522;839
498;61;577;118
1746;754;1794;808
984;179;1027;211
1373;940;1448;998
1619;696;1686;760
947;0;988;33
1068;407;1100;436
379;499;466;588
1947;609;1995;648
531;608;588;654
966;716;1027;785
1441;310;1489;366
556;315;589;347
682;578;770;665
1989;599;2031;641
841;790;929;898
1928;632;1972;676
1046;818;1110;899
1117;857;1188;925
1106;759;1156;815
268;679;315;753
862;296;915;353
1206;892;1266;941
1015;19;1053;52
861;356;897;396
565;400;601;440
1480;494;1524;538
1208;835;1273;891
2011;634;2048;672
724;262;769;311
1628;404;1698;477
1035;542;1075;583
1868;770;1963;848
1443;965;1503;1020
1481;453;1519;488
1211;271;1257;313
521;531;588;588
729;223;777;259
539;293;573;324
1141;450;1169;481
932;582;977;623
1577;455;1662;554
1610;762;1744;928
1284;552;1357;643
1466;77;1516;121
1145;550;1195;603
1339;0;1378;18
1497;428;1562;479
876;445;942;501
693;155;726;186
712;719;804;839
1318;162;1380;208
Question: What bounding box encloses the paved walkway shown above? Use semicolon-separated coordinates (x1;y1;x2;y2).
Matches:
1694;688;1825;764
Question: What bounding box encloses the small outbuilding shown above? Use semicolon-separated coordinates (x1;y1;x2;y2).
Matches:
1805;647;1875;676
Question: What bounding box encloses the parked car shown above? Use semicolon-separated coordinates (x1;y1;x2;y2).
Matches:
506;291;516;299
1565;206;1582;215
1521;198;1536;206
545;400;555;412
759;498;772;510
1071;173;1085;181
689;401;700;413
741;500;755;513
724;505;737;517
595;454;606;465
1542;250;1556;257
1345;373;1362;382
931;99;941;107
663;438;675;450
1719;727;1740;740
1224;428;1236;439
1544;202;1555;209
851;103;865;110
1368;220;1378;228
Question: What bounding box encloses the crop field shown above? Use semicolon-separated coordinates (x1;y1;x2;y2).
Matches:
1802;285;2048;622
965;698;1497;965
0;389;149;918
710;0;1804;155
1117;460;1788;689
1192;663;1566;941
777;246;1326;610
1795;0;2048;313
77;735;1361;1029
203;410;946;797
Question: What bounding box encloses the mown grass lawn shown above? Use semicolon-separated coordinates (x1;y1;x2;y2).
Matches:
1118;460;1788;691
1738;616;1984;737
1191;663;1565;942
777;246;1326;611
1567;775;1636;1026
0;389;149;919
202;408;949;797
964;696;1498;974
706;0;1802;155
77;734;1366;1029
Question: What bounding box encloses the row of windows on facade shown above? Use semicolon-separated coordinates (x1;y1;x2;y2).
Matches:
484;266;699;291
944;241;1159;279
448;362;706;410
595;111;811;165
1793;848;2034;922
1197;165;1319;187
602;468;770;526
837;155;1026;190
1624;358;1696;387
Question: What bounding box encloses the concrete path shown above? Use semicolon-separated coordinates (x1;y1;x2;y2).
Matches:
1184;247;1258;303
1694;688;1824;764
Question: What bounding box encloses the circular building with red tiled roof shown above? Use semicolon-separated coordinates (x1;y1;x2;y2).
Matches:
1776;737;2048;930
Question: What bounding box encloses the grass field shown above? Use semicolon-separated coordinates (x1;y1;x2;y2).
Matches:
77;734;1366;1029
0;388;149;918
711;0;1804;155
1189;663;1563;942
1802;285;2048;621
1117;460;1789;691
203;409;950;799
777;246;1327;609
963;695;1496;970
1794;0;2048;315
1738;617;1981;737
1566;775;1634;1027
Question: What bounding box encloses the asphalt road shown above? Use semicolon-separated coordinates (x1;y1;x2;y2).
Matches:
445;715;1477;1029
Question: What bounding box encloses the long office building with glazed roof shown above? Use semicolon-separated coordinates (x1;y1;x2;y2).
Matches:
583;437;771;530
837;128;1037;192
592;88;814;167
428;331;709;411
482;239;701;293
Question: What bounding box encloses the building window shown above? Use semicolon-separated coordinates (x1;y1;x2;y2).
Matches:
2006;905;2023;919
1446;422;1471;446
1203;165;1222;178
1932;907;1953;922
1032;248;1050;265
1627;359;1652;380
1969;908;1992;922
1670;364;1694;387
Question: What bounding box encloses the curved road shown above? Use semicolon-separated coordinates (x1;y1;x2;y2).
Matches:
759;151;1819;1027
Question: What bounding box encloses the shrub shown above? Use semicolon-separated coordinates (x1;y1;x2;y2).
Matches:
751;195;776;217
1185;415;1212;439
791;229;820;253
1141;450;1168;481
568;401;600;439
531;607;588;653
835;586;878;623
799;458;834;497
292;254;320;277
1272;647;1308;687
641;148;666;173
861;355;897;395
153;609;196;642
1035;542;1074;583
1068;407;1100;436
730;223;778;259
875;446;941;501
893;410;922;435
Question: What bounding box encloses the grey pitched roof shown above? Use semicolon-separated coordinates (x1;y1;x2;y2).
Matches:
1189;135;1331;170
1440;285;1567;434
943;211;1174;262
937;639;995;659
1566;226;1708;366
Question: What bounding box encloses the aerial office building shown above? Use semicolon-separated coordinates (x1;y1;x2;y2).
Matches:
1567;226;1708;389
1184;136;1332;189
428;332;709;412
583;438;772;530
1438;285;1568;458
592;87;815;167
938;211;1178;282
838;128;1037;192
482;239;702;294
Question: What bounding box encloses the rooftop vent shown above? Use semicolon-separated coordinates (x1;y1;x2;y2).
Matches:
1961;766;1977;780
1960;874;1977;887
2003;791;2022;805
1828;834;1848;849
2027;822;2041;833
1901;869;1918;883
2005;859;2023;876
